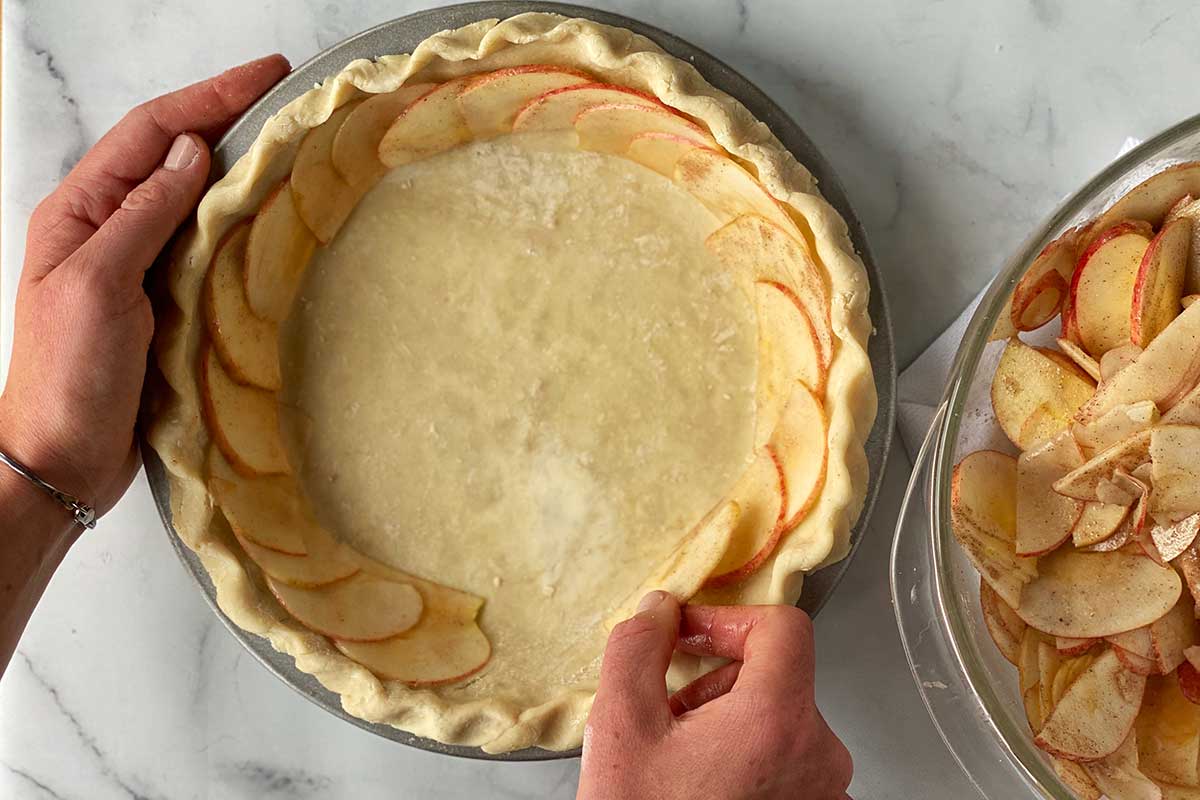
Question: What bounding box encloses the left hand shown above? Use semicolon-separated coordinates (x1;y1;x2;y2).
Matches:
0;55;289;520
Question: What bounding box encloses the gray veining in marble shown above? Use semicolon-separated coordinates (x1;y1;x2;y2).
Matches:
4;1;1200;798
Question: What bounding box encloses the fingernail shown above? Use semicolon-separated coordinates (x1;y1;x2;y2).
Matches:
165;134;198;171
636;590;668;615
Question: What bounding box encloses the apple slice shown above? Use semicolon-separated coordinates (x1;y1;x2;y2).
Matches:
244;180;317;322
512;83;663;132
1039;640;1065;715
1166;194;1197;224
1100;343;1144;383
1180;660;1200;705
704;448;786;588
1057;338;1102;382
674;149;800;236
1084;732;1163;800
1035;648;1146;761
1176;546;1200;618
1073;501;1131;548
1165;382;1200;425
207;447;308;555
204;222;281;390
626;132;718;178
1114;645;1159;677
951;507;1037;610
1017;548;1181;638
268;573;423;642
1070;222;1152;357
706;214;832;371
378;78;472;169
1153;513;1200;564
1011;227;1085;331
1150;597;1197;675
1132;218;1192;347
574;102;717;154
231;537;357;590
1052;651;1100;710
1151;425;1200;514
982;578;1027;638
1056;758;1103;800
981;579;1024;665
335;615;490;686
753;280;826;447
1073;401;1159;456
1020;626;1048;694
290;101;364;244
1136;671;1200;787
1016;432;1084;556
606;501;739;628
1058;637;1100;657
1186;294;1200;308
1166;196;1200;294
1077;302;1200;423
991;338;1096;450
768;383;828;531
1089;162;1200;239
457;66;590;138
331;82;436;187
199;345;290;476
1053;430;1152;501
1161;785;1200;799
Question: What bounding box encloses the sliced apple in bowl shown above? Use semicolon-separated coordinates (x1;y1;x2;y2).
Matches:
1068;221;1152;358
1131;217;1191;348
1035;647;1146;762
1016;432;1084;556
991;338;1095;451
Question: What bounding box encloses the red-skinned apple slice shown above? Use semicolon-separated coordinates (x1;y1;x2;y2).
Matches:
199;345;290;476
706;215;832;374
334;615;491;686
753;280;826;447
1151;425;1200;514
1073;501;1130;548
268;573;423;642
223;515;359;589
1052;430;1152;501
244;179;317;322
512;82;663;132
207;447;307;555
1113;645;1158;677
951;484;1036;609
1057;338;1102;382
1153;514;1200;564
991;338;1095;450
291;101;363;244
1088;162;1200;241
1132;217;1191;348
1034;647;1146;762
204;222;281;390
1070;222;1152;357
378;78;472;168
457;66;590;138
768;383;828;531
574;102;717;154
625;132;718;178
981;579;1024;665
1073;401;1159;457
1016;432;1084;556
705;448;786;588
331;82;436;187
1057;637;1099;657
1166;195;1200;295
1011;226;1086;331
1150;597;1197;675
1017;548;1181;638
1084;732;1162;800
1136;671;1200;787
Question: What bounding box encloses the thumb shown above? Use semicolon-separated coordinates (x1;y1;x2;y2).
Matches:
71;133;210;294
593;591;681;732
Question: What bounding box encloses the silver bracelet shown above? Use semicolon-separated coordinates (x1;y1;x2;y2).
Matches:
0;447;96;529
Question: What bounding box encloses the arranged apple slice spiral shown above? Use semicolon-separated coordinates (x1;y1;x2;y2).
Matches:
196;65;835;692
958;162;1200;797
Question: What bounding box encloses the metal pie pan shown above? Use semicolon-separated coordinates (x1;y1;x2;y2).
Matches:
141;0;897;761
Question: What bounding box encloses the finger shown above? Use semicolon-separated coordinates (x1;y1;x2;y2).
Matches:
66;133;210;297
592;591;681;731
668;660;741;716
27;54;289;278
677;604;815;695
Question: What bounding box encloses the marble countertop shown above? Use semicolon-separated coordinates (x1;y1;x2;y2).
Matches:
3;1;1199;798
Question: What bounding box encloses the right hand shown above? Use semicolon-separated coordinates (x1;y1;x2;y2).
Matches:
578;593;853;800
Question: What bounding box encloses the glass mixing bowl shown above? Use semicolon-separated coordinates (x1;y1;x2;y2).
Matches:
890;112;1200;798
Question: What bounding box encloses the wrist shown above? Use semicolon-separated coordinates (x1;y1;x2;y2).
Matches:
0;400;86;543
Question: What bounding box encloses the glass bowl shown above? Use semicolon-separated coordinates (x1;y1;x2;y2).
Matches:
890;112;1200;798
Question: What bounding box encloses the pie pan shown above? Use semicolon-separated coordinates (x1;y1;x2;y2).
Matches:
141;0;896;760
891;112;1200;797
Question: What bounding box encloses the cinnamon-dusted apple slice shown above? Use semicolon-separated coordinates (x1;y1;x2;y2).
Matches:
512;82;663;132
1057;338;1102;382
625;132;718;178
1083;732;1161;800
952;450;1018;543
1151;425;1200;514
1069;221;1152;357
673;149;800;238
331;82;436;187
1136;671;1200;787
705;448;786;588
574;102;717;154
1132;217;1191;347
244;179;317;322
606;501;739;628
1072;400;1159;456
1165;382;1200;425
335;615;491;686
268;573;423;642
1057;637;1099;657
1153;514;1200;563
1034;647;1146;762
1077;301;1200;423
207;447;308;555
199;345;290;476
1167;197;1200;295
1052;430;1152;501
980;579;1024;665
1038;640;1065;716
1099;342;1144;383
1072;501;1130;548
378;78;472;169
991;338;1095;450
1088;161;1200;239
951;463;1036;609
291;100;364;244
1055;758;1103;800
1010;225;1086;332
706;215;832;369
457;66;590;138
752;280;826;447
768;383;828;532
1149;597;1196;675
1017;549;1181;638
1016;432;1084;556
204;222;281;390
1019;626;1047;696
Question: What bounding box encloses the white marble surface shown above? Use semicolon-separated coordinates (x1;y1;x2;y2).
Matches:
3;1;1200;798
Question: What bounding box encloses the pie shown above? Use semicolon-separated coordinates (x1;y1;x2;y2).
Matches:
146;12;874;753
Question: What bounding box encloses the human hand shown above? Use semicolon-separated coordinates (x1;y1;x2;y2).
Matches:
0;55;289;522
578;594;852;800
